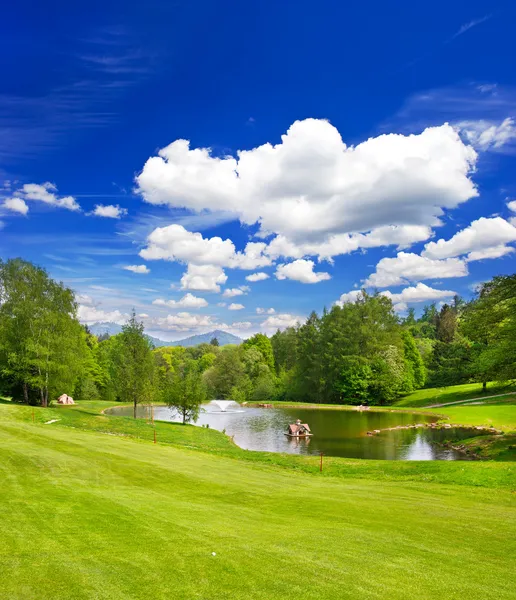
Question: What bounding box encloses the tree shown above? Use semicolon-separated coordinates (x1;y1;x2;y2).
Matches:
401;330;426;390
0;258;88;405
210;337;220;347
115;311;155;418
243;333;275;372
164;360;206;424
203;346;245;399
461;275;516;389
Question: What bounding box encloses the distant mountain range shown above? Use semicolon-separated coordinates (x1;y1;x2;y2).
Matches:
88;323;242;348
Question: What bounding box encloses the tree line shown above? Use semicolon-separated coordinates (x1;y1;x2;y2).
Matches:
1;258;514;417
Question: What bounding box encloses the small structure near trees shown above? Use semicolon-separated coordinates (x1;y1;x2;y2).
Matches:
285;419;312;437
57;394;74;405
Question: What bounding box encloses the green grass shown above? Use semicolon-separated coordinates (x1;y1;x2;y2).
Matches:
0;404;515;600
395;382;516;407
437;403;516;431
1;400;514;488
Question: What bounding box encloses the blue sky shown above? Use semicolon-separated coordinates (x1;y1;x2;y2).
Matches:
1;0;516;340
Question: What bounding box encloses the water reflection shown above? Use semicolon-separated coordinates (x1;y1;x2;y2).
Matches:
108;404;472;461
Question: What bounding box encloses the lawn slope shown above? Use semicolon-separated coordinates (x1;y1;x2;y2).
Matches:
0;406;515;599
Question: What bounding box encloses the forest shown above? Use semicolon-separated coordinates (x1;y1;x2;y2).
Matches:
1;258;515;416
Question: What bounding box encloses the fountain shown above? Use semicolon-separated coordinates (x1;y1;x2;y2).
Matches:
210;400;240;412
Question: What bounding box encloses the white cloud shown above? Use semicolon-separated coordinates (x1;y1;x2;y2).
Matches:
140;224;271;270
222;286;249;298
275;259;331;284
230;321;252;329
180;264;227;292
153;312;216;331
138;313;149;318
245;272;270;282
16;182;80;211
3;197;29;215
423;217;516;260
466;245;515;262
92;204;128;218
335;290;362;306
458;118;516;151
152;293;208;308
76;294;96;306
140;224;236;266
265;225;434;262
365;252;467;287
261;313;303;331
507;200;516;213
136;119;478;244
77;305;128;325
256;307;275;314
123;265;150;274
380;283;456;305
228;303;244;310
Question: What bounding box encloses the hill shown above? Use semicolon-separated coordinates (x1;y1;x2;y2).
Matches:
167;329;242;347
88;323;242;347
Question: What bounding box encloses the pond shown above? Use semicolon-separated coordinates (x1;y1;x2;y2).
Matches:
107;402;476;461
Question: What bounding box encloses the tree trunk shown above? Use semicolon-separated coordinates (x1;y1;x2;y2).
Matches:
40;388;46;407
133;399;137;419
482;380;487;393
23;383;29;404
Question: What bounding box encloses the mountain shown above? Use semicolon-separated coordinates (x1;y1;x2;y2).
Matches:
167;329;242;347
87;323;242;348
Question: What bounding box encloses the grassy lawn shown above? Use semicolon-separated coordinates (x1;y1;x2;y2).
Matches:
0;404;515;600
395;382;516;407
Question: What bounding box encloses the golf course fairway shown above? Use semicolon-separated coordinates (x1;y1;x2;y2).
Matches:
0;402;515;600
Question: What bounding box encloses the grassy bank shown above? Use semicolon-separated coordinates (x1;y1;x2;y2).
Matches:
395;382;516;407
0;402;515;600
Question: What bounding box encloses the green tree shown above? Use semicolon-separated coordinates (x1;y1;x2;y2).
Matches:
210;337;220;347
243;333;275;372
0;258;88;405
115;311;155;418
164;359;206;424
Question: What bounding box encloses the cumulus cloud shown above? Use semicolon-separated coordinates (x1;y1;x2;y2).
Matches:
230;321;252;329
365;252;467;287
335;290;362;306
466;245;515;261
180;264;227;292
152;293;208;308
153;312;216;331
380;283;456;308
458;118;516;151
245;272;270;282
140;224;271;269
507;199;516;213
423;217;516;261
136;119;478;244
123;265;150;274
228;303;244;310
3;197;29;215
92;204;128;218
275;259;331;284
256;307;275;314
222;286;250;298
78;305;128;324
76;294;96;306
261;313;303;331
16;182;80;211
265;225;434;262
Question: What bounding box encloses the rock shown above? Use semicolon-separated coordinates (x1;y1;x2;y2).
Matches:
57;394;74;405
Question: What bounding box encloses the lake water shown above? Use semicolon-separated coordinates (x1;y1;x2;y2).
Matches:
107;403;476;461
